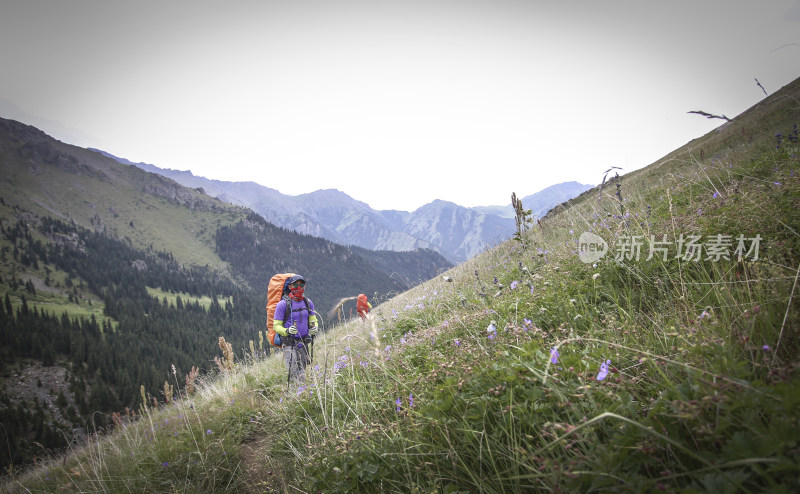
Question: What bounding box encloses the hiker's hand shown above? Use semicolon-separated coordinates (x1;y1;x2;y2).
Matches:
287;324;298;335
309;323;318;336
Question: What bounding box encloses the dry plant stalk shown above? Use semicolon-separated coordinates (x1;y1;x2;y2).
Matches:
139;384;148;413
511;192;532;243
185;366;199;395
367;313;381;359
327;295;358;319
215;336;234;371
162;381;174;403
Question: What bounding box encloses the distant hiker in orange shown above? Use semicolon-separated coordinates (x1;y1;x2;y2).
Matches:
357;293;372;320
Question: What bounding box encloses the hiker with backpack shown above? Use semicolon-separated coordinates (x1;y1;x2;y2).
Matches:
268;274;319;383
357;293;372;320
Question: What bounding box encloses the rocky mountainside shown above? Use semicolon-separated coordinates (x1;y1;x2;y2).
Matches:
100;152;591;263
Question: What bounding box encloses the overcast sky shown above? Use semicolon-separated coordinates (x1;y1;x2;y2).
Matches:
2;1;799;211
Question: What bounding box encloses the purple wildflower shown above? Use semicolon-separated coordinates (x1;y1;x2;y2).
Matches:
550;347;559;364
334;357;347;371
395;398;402;412
510;281;519;290
162;462;169;468
409;394;414;408
712;191;720;199
454;339;461;347
596;360;611;381
206;429;212;435
762;345;771;351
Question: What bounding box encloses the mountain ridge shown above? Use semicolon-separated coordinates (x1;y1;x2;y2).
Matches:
92;149;592;262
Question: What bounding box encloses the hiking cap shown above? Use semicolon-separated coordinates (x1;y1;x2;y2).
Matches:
285;275;306;292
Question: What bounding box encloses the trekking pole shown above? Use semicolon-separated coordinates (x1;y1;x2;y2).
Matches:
309;311;324;364
286;338;294;391
285;321;298;389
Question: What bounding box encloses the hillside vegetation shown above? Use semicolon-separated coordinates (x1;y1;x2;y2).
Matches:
0;117;449;472
3;76;800;492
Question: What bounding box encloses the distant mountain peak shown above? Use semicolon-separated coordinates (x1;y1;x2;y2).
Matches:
88;145;591;263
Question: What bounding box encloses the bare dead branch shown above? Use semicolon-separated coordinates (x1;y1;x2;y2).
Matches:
755;78;768;96
687;110;731;122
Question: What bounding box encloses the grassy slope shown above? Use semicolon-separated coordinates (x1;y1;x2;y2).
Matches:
0;126;249;333
0;130;246;271
4;78;800;493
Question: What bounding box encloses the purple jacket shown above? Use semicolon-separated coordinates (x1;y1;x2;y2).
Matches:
273;298;316;338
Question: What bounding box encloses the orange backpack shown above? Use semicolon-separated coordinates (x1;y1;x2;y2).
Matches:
266;273;296;347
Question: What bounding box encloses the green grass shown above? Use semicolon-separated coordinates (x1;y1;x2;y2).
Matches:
4;83;800;492
146;286;233;311
0;230;116;330
25;294;113;330
1;276;115;332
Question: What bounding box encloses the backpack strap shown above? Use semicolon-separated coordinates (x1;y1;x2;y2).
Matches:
282;296;310;326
